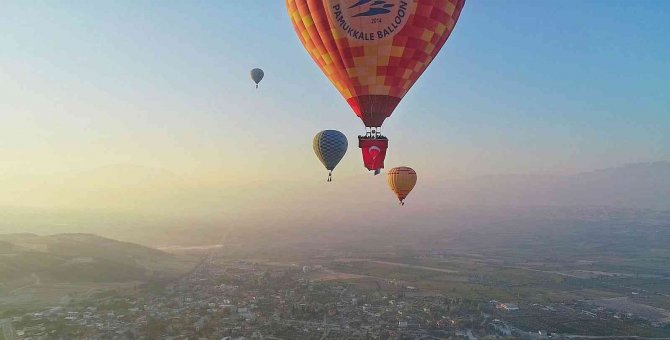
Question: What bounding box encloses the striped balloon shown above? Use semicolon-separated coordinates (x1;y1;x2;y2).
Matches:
387;166;417;205
313;130;348;181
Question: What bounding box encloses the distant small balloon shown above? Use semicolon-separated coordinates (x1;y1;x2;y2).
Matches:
313;130;348;182
387;166;417;206
250;68;264;88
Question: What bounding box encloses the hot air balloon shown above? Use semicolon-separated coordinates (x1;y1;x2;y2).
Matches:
250;68;264;88
286;0;465;173
313;130;348;181
387;166;417;205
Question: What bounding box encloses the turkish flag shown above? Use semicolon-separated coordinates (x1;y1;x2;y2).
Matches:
359;137;389;172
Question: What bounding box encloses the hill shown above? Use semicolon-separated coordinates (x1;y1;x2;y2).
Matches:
0;233;188;285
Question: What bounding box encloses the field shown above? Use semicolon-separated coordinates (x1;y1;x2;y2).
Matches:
0;281;141;313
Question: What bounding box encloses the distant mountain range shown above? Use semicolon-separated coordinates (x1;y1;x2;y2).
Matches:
1;161;668;211
438;162;670;210
0;161;667;247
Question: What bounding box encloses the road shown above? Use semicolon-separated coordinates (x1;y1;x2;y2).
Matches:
7;273;41;295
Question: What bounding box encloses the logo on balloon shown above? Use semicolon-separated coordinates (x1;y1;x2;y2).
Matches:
328;0;413;43
349;0;394;17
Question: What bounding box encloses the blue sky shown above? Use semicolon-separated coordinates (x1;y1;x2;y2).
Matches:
1;0;668;184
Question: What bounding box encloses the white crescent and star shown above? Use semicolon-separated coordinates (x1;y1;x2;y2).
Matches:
368;146;381;158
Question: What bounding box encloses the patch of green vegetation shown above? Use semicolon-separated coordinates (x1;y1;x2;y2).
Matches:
0;307;28;318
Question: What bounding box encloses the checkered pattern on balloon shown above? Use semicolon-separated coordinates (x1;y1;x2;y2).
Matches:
287;0;465;172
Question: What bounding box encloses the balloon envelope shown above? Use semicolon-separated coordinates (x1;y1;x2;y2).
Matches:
313;130;348;172
250;68;264;86
286;0;466;127
387;166;417;204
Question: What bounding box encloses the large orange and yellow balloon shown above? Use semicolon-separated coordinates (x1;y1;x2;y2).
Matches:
387;166;417;205
286;0;466;172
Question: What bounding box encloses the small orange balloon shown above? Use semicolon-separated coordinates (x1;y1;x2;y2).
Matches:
387;166;417;205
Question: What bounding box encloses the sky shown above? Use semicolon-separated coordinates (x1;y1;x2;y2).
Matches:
0;1;669;232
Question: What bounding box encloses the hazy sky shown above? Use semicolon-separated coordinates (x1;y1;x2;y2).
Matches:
1;1;669;220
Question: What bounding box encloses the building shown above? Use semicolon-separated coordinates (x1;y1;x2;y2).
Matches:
496;302;519;311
